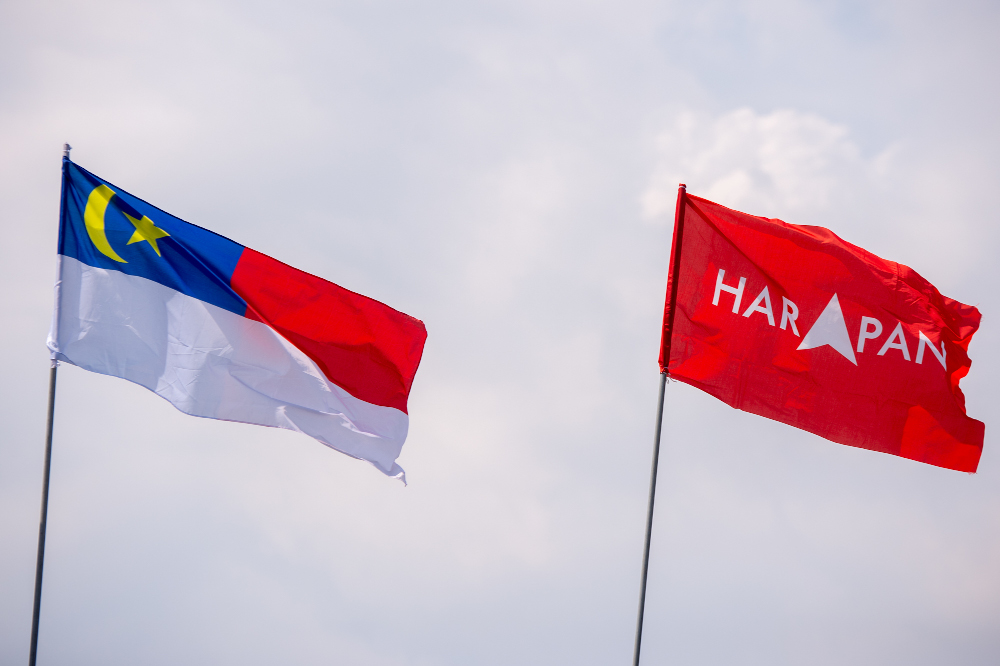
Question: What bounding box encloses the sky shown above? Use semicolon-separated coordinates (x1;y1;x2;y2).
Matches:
1;0;999;664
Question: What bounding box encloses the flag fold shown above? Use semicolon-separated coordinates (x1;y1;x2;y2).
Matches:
49;159;427;479
659;192;984;472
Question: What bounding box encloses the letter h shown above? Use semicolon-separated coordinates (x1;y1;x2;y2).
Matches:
713;269;746;314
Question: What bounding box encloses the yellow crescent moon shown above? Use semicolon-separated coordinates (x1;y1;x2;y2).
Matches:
83;184;127;263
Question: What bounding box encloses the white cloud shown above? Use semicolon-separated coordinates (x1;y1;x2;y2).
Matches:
1;1;999;665
642;108;880;221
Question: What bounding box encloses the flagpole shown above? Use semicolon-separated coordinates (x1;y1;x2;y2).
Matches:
632;369;668;666
632;183;686;666
28;361;58;666
29;143;69;666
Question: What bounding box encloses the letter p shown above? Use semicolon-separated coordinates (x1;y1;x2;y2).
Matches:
857;316;883;353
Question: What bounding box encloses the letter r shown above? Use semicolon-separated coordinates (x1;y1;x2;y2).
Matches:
780;297;800;336
713;269;746;314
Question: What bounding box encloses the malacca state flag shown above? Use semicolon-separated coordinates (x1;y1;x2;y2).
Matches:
659;189;984;472
48;159;427;479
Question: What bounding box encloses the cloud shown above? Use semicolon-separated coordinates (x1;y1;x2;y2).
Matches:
642;107;878;220
1;1;999;665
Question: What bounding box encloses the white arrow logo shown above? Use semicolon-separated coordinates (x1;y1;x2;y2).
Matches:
796;293;857;365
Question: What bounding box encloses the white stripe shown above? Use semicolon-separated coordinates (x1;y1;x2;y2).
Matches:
48;256;408;479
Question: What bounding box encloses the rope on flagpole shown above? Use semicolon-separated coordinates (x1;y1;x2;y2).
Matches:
29;143;69;666
632;183;687;666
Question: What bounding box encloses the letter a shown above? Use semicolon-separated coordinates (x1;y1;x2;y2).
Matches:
877;322;911;361
743;286;775;326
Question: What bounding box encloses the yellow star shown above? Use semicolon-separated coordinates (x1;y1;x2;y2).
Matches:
124;212;170;256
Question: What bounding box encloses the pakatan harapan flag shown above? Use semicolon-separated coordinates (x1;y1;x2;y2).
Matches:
659;189;984;472
49;159;427;479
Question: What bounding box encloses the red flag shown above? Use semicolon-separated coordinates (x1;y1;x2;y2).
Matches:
659;187;984;472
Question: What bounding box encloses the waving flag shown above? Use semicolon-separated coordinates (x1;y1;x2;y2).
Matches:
48;159;427;479
659;190;984;472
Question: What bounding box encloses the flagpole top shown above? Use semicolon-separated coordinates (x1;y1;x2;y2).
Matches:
62;143;71;159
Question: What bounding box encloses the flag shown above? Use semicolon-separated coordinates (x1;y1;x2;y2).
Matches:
48;159;427;479
659;189;984;472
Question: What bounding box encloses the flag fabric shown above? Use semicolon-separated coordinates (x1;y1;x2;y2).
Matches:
48;159;427;479
659;190;984;472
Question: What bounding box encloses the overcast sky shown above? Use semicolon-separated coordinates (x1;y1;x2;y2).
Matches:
2;1;999;664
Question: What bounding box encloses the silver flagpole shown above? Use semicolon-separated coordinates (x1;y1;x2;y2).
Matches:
28;363;57;666
632;370;668;666
29;143;69;666
632;183;686;666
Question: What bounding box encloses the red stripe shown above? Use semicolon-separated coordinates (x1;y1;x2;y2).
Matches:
230;248;427;413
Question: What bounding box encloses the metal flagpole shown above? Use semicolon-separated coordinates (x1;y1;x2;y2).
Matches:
29;143;69;666
28;363;57;666
632;370;668;666
632;184;687;666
